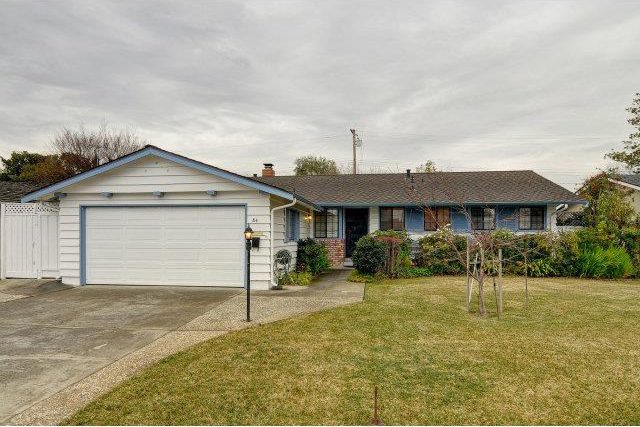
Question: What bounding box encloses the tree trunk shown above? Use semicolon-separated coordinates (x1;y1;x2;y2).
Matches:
477;246;486;315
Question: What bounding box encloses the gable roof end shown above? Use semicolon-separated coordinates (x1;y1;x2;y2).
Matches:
20;145;320;209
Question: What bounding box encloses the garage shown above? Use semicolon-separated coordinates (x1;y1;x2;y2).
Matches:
19;146;317;290
84;205;245;287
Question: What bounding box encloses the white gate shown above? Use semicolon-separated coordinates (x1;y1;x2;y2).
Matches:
0;203;59;279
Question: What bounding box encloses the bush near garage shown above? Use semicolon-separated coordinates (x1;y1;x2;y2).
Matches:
296;238;331;276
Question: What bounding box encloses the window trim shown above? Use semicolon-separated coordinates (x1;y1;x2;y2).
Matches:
380;207;405;231
424;206;451;231
469;207;496;231
314;208;339;238
518;206;545;230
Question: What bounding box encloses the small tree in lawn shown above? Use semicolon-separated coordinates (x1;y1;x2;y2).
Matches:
406;172;546;316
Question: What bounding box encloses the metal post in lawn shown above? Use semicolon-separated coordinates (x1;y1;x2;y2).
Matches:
524;253;529;307
244;226;253;322
498;248;503;317
371;385;383;425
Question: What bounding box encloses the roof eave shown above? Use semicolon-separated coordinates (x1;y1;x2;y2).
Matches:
313;200;588;207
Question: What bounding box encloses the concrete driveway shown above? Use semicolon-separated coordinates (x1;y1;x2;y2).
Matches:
0;280;240;423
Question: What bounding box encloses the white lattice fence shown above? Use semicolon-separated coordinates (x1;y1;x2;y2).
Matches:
0;202;60;279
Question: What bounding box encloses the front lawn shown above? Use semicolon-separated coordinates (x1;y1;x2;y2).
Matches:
67;277;640;425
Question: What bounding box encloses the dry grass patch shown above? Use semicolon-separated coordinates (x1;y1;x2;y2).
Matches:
66;276;640;425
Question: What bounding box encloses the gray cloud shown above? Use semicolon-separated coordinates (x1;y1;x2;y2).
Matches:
1;0;639;188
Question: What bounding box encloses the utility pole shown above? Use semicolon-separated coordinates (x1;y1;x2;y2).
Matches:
350;128;361;174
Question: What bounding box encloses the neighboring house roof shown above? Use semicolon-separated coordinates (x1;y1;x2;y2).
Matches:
0;181;40;203
255;170;587;206
20;145;320;209
610;174;640;190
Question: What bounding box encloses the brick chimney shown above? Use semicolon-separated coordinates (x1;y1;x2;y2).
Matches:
262;163;275;177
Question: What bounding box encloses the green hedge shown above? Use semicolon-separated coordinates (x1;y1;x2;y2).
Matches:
354;226;639;280
415;227;637;280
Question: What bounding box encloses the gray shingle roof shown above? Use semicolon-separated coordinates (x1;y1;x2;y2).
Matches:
613;174;640;188
255;170;586;206
0;181;40;203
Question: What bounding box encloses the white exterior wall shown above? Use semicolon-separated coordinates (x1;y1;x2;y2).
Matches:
55;155;274;290
271;197;312;267
368;206;379;233
546;203;558;233
626;189;640;214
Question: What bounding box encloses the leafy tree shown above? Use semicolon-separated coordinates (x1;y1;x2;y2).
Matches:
19;155;71;185
578;171;636;229
415;160;438;173
294;155;339;176
607;92;640;171
0;151;46;181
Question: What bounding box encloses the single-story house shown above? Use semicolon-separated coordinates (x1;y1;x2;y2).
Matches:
21;145;586;290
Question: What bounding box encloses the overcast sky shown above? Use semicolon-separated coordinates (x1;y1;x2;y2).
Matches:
1;0;639;189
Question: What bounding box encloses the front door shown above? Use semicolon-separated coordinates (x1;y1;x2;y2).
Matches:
345;208;369;257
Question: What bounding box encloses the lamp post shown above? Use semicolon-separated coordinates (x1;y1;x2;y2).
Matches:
244;226;253;322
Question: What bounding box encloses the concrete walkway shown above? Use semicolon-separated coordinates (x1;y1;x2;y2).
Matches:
9;269;363;426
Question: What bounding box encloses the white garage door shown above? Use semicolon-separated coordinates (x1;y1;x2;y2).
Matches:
85;206;245;287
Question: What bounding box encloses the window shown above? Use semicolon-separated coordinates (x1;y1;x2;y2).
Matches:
470;207;495;230
314;208;339;238
519;207;545;230
424;207;450;231
380;207;405;231
285;209;300;242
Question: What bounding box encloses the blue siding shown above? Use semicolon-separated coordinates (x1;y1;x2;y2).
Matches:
317;204;549;235
451;209;470;232
405;207;424;233
285;209;300;241
496;206;518;231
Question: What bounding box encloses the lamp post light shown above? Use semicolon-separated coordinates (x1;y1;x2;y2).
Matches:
244;226;253;322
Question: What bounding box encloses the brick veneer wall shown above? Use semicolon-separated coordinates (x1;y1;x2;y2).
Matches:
315;238;345;267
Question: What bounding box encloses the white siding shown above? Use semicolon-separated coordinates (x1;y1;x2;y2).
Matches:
369;206;379;233
547;203;558;233
55;155;274;290
271;198;312;268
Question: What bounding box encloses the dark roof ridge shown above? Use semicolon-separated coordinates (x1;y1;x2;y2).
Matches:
256;169;537;178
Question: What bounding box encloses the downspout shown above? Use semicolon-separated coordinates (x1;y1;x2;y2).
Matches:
270;197;297;289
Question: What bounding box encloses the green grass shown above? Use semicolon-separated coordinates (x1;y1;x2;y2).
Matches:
66;277;640;425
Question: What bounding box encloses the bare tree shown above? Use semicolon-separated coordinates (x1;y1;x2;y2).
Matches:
406;172;548;316
51;123;146;175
